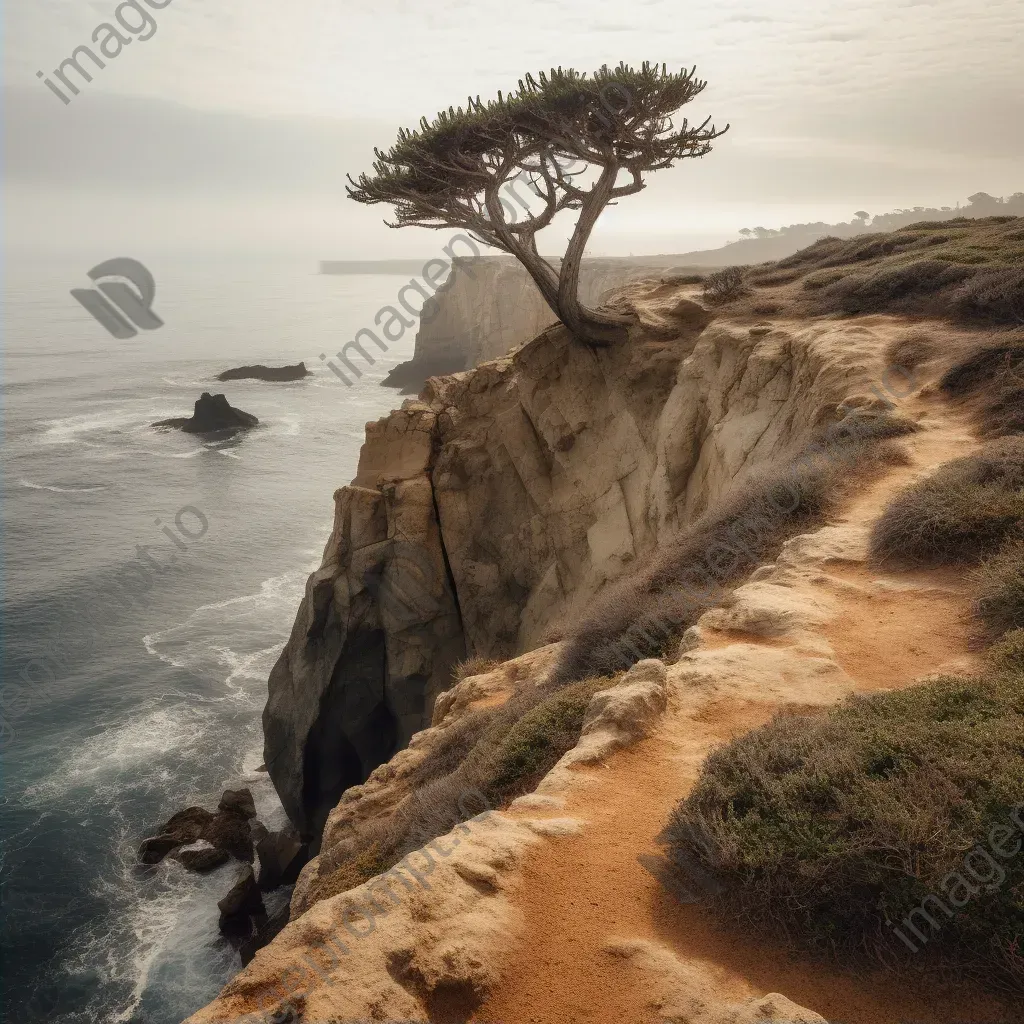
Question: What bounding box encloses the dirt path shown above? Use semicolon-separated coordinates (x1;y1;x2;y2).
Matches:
473;401;1006;1024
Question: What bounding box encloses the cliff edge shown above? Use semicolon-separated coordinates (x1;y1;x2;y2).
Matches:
261;273;910;845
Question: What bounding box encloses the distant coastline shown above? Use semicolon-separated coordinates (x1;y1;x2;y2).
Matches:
319;259;438;275
320;191;1023;275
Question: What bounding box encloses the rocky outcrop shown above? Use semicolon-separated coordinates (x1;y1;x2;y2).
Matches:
137;788;257;868
217;867;266;938
216;362;311;382
154;393;258;435
263;276;908;846
382;256;700;392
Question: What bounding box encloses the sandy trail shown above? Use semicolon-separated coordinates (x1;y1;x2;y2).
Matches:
473;400;1006;1024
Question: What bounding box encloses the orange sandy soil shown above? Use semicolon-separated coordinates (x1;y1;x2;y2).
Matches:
472;401;1010;1024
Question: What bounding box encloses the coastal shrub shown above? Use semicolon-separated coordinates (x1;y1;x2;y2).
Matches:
989;629;1024;671
870;437;1024;566
661;672;1024;995
884;330;936;371
548;415;912;685
801;268;848;291
702;266;748;304
483;676;612;805
404;706;499;787
975;540;1024;640
747;268;804;287
452;655;502;683
940;337;1024;437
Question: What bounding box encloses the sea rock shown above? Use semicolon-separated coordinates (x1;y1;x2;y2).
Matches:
255;830;308;891
153;392;258;435
239;905;290;966
217;867;265;933
216;362;311;382
138;806;213;863
218;788;257;819
138;799;254;865
138;834;183;865
174;841;230;873
205;809;255;863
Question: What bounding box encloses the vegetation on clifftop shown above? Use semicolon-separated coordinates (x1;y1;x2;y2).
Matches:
662;410;1024;999
700;216;1024;327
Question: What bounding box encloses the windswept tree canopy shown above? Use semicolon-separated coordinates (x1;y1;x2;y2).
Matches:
348;62;727;345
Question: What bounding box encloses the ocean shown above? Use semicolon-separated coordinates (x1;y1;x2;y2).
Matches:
0;255;419;1024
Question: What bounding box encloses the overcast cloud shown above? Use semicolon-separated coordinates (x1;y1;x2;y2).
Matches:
4;0;1022;257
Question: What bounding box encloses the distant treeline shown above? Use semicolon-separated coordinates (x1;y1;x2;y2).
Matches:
672;192;1024;267
738;191;1024;240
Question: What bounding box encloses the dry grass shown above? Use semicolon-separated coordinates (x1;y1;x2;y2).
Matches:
452;656;502;684
701;266;749;305
975;540;1024;641
661;671;1024;997
870;437;1024;567
940;335;1024;437
732;217;1024;328
548;413;913;686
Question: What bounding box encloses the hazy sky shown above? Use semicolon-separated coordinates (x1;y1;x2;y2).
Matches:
5;0;1023;257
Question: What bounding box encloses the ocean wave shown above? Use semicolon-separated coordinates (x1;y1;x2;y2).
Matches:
141;566;314;690
18;479;111;493
21;704;221;805
38;409;143;445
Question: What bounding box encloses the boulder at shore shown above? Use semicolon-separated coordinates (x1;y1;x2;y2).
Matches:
153;393;258;435
216;362;311;382
137;788;256;868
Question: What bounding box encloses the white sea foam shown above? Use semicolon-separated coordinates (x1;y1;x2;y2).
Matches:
142;566;314;692
22;703;221;805
18;479;110;493
38;409;143;445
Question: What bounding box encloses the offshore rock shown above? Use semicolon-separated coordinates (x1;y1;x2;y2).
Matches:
216;362;311;382
153;392;258;435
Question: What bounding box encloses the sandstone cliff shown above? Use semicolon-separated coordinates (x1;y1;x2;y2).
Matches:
262;275;908;845
381;256;705;392
190;344;1002;1022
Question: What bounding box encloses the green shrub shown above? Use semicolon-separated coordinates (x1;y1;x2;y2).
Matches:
975;540;1024;639
661;672;1024;995
483;677;611;804
548;416;911;685
870;437;1024;566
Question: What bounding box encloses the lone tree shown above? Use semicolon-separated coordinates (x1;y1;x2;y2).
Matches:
347;62;727;345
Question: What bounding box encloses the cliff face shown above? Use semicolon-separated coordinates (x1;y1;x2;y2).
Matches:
262;276;898;843
382;256;696;391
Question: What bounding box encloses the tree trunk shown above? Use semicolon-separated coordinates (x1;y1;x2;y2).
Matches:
555;162;632;346
484;167;632;347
